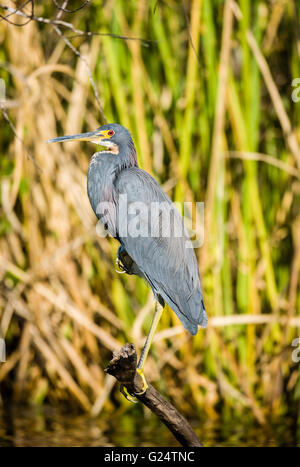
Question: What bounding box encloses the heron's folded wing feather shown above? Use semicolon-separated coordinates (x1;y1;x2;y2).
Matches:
115;168;207;333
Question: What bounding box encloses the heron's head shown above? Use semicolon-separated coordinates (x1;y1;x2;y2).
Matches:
47;123;133;156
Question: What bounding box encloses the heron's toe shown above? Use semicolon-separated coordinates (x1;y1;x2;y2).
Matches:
120;384;138;403
134;368;148;395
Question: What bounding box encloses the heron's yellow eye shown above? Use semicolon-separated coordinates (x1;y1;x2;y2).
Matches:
108;130;115;136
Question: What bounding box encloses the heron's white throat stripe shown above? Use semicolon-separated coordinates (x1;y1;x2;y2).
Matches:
94;140;119;155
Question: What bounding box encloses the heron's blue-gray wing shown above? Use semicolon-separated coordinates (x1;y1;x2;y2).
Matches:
115;167;207;335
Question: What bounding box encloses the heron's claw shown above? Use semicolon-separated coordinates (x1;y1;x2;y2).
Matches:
134;368;148;395
115;257;126;274
119;369;148;402
120;384;138;403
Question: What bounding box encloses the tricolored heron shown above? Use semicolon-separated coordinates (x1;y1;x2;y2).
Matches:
48;123;207;401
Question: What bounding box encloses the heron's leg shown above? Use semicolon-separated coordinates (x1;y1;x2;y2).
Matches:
132;301;164;396
137;301;164;371
120;301;164;402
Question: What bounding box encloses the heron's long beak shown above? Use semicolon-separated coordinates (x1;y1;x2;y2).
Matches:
47;129;107;143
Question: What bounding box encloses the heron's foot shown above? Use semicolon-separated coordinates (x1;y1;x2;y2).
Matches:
115;257;126;274
120;384;138;403
119;369;148;402
134;368;148;395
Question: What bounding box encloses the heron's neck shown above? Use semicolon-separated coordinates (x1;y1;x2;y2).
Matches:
87;143;137;224
93;139;138;172
118;139;138;170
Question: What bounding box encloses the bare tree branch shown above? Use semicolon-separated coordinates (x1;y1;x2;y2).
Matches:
52;0;90;14
0;0;34;27
0;3;158;45
105;343;203;447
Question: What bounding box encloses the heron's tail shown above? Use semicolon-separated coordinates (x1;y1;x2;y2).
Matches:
179;289;207;335
146;273;207;336
158;284;207;336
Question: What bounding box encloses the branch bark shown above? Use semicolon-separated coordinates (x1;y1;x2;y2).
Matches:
105;343;203;447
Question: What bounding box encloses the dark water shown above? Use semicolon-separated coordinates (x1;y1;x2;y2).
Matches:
0;405;299;447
